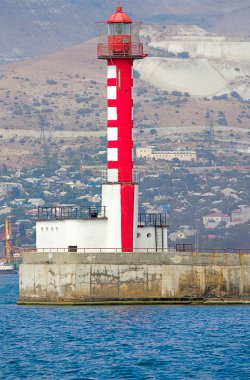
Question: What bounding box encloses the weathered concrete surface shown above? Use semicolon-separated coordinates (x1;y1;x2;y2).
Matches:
18;251;250;304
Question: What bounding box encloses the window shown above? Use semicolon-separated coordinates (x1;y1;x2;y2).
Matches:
137;233;141;238
147;233;151;238
108;23;131;36
68;246;77;253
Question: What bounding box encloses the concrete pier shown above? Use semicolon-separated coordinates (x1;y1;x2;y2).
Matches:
18;251;250;305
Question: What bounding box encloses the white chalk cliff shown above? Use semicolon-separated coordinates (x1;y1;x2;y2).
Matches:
135;25;250;99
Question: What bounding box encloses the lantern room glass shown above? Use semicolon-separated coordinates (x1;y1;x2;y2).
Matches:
108;23;131;36
97;20;146;59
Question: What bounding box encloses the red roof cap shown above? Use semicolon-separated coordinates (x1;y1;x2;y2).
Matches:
107;6;132;24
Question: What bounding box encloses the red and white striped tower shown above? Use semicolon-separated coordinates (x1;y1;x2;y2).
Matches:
97;6;146;252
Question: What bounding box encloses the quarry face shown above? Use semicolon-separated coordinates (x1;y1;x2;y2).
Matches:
136;25;250;99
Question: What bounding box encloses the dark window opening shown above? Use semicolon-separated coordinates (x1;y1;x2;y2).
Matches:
68;246;77;253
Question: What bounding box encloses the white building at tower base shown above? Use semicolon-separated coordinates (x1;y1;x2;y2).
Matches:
36;182;168;253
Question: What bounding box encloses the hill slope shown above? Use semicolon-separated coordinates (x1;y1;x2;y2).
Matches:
0;25;248;135
136;25;250;98
0;0;249;63
0;26;249;169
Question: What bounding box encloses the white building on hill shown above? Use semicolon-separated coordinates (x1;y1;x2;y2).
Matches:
136;147;197;162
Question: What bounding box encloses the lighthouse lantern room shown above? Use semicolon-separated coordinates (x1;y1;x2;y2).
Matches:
36;6;168;253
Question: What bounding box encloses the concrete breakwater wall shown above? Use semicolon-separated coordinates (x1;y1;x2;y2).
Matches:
18;251;250;304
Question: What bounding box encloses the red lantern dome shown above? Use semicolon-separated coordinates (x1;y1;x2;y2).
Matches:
97;5;147;59
107;6;132;24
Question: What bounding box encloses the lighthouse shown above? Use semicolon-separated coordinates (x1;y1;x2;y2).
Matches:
97;6;147;252
35;6;168;253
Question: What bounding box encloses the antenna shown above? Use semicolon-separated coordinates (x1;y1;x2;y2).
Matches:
39;114;47;143
195;218;200;253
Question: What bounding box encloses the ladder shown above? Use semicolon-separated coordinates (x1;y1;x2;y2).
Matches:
155;226;164;252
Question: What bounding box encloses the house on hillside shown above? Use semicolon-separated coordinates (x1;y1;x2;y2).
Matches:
28;198;45;207
0;182;23;196
231;209;245;224
203;212;230;229
221;187;237;197
136;147;197;161
231;205;250;224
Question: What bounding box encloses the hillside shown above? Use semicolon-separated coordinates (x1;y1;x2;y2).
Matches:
0;0;249;64
0;24;249;169
136;25;250;98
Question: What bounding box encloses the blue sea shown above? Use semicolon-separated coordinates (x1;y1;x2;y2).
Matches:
0;275;249;380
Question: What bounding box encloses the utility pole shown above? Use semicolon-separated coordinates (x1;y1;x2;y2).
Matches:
195;218;200;253
205;109;215;143
39;114;47;143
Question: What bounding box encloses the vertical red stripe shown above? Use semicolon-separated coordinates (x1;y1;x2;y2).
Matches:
121;184;134;252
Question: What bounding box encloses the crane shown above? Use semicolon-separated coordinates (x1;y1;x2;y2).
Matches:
5;217;13;264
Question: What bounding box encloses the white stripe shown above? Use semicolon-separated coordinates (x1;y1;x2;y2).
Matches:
108;127;118;141
107;169;118;182
108;107;117;121
107;66;117;79
108;148;118;161
107;86;117;100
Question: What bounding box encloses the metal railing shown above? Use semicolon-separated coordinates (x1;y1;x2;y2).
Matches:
37;206;106;220
20;247;175;254
18;247;250;256
138;213;168;227
97;43;145;58
19;246;250;255
176;243;193;253
193;248;250;254
101;170;139;183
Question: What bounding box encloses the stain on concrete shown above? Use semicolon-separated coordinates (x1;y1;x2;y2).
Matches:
178;269;202;297
18;252;250;304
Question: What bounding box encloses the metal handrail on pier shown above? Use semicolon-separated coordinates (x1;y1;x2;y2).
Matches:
19;247;250;255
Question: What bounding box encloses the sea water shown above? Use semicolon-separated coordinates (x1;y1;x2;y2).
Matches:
0;275;249;380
